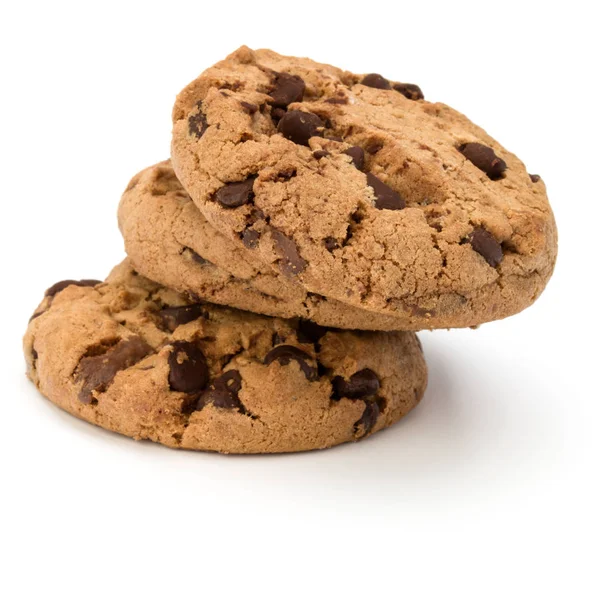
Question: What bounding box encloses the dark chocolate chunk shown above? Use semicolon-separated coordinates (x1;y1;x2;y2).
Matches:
277;110;324;146
180;396;199;415
241;228;260;249
271;107;286;123
361;73;391;90
214;178;255;208
297;320;328;345
332;368;380;400
317;362;330;377
240;101;258;114
344;146;366;171
158;304;206;333
366;173;406;210
392;83;424;100
353;402;380;437
271;230;307;276
264;345;318;381
324;236;339;251
198;370;245;412
529;173;541;183
269;72;306;108
219;81;242;92
458;143;507;180
324;96;349;105
467;227;504;267
274;168;297;181
168;341;209;394
313;149;330;159
365;140;383;154
248;206;265;223
188;102;209;139
188;248;209;265
76;337;152;403
45;279;101;297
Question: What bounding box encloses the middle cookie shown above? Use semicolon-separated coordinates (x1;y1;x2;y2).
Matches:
118;161;424;331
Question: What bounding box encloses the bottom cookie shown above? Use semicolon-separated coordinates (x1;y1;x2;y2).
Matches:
24;260;427;454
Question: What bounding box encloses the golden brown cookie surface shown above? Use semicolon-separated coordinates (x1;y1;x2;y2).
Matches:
24;261;427;454
172;46;557;329
119;161;446;330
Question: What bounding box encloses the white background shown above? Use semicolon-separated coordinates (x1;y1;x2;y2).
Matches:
1;1;598;598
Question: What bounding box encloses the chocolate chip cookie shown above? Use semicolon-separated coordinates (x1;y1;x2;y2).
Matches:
24;261;427;453
171;46;557;329
119;160;440;330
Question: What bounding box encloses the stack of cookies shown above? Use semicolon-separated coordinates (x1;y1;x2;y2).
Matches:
24;47;557;454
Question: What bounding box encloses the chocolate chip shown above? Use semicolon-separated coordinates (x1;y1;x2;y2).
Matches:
529;173;541;183
269;72;306;108
297;320;328;345
240;101;258;114
458;143;507;180
326;135;344;142
250;206;266;222
180;396;199;415
319;115;333;129
188;248;208;265
219;81;242;91
313;150;330;159
365;140;383;154
325;96;349;105
353;402;380;437
332;368;380;400
271;107;286;123
274;168;297;181
393;83;424;100
467;227;503;267
76;337;152;403
188;102;208;139
45;279;101;297
168;341;209;394
264;345;318;381
158;304;206;333
361;73;391;90
344;146;366;171
198;370;245;412
271;230;307;276
277;110;324;146
317;362;330;377
214;178;255;208
366;173;405;210
324;236;339;251
242;228;260;249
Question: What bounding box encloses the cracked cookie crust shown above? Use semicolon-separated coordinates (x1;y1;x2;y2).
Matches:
171;46;557;329
23;261;427;454
119;160;447;330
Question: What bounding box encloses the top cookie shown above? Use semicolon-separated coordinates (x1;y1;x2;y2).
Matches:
171;46;557;329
